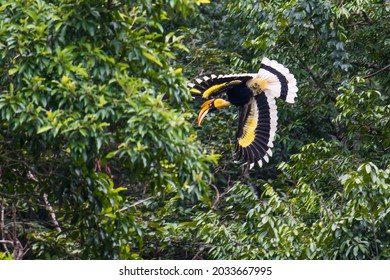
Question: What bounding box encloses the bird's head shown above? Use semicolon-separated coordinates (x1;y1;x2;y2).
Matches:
197;98;232;126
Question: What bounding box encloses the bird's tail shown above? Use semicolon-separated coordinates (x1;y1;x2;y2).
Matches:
254;57;298;103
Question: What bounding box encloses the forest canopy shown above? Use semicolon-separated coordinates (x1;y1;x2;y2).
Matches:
0;0;389;259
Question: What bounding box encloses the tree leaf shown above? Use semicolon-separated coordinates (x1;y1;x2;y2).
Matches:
142;51;163;67
37;125;53;134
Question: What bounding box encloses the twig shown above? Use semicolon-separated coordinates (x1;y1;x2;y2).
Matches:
210;184;221;210
11;205;24;259
0;199;10;254
350;60;377;69
303;62;323;87
0;191;35;199
364;64;390;78
119;196;155;212
43;193;62;233
192;247;205;260
211;176;236;210
361;11;373;24
288;41;323;88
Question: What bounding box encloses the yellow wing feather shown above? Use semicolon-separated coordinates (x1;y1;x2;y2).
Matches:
237;99;258;147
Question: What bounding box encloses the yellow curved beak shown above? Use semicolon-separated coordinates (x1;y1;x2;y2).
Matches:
197;99;215;126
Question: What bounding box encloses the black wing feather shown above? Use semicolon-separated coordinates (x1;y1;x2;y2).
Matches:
188;74;254;99
234;92;278;168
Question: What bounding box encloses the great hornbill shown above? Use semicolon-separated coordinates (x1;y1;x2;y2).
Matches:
188;57;298;169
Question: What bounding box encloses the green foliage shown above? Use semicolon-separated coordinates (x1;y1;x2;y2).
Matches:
1;0;389;260
0;0;212;259
0;251;13;260
335;77;390;165
172;163;389;260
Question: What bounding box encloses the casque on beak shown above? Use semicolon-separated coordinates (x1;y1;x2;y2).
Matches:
197;99;215;126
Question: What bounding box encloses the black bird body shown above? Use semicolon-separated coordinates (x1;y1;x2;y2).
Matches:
226;83;253;107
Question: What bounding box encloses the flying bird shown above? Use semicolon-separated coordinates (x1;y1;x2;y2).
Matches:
188;57;298;169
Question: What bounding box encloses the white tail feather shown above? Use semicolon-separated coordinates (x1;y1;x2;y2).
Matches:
256;57;298;103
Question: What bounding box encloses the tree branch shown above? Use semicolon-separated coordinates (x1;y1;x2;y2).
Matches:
211;176;235;210
43;193;62;233
0;199;10;254
12;205;24;259
287;42;324;88
210;183;221;210
119;196;156;212
0;191;35;199
364;64;390;78
350;60;377;69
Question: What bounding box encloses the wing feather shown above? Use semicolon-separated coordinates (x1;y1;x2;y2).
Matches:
188;74;255;99
234;92;278;169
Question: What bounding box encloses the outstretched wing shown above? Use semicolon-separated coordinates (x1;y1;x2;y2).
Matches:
234;92;278;169
188;74;255;99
